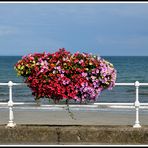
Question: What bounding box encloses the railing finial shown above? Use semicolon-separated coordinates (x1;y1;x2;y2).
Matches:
135;81;140;87
8;81;13;87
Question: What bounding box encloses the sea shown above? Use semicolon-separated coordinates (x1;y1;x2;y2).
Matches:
0;56;148;104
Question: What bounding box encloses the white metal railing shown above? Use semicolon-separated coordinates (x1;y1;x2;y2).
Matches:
0;81;147;128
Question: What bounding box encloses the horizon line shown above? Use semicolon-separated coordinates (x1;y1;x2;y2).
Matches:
1;55;148;57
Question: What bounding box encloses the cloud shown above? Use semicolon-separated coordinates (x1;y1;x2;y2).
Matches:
95;34;148;56
104;3;148;19
0;26;17;36
0;3;148;56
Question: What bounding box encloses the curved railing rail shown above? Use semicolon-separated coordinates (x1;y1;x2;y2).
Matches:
0;81;147;128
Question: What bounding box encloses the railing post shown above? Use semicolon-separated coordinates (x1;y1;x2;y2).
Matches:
133;81;141;128
6;81;16;128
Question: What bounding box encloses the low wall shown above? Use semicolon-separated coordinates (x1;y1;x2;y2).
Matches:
0;125;148;145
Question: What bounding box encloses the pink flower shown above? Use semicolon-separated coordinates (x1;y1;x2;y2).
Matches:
82;72;87;77
61;74;64;78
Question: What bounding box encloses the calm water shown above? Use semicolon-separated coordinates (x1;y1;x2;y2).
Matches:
0;56;148;103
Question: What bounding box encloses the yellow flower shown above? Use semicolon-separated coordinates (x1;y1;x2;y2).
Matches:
20;65;24;70
17;65;21;69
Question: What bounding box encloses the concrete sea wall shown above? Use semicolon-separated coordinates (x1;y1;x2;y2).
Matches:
0;125;148;145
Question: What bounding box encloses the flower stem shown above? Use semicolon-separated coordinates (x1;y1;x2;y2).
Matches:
65;99;76;120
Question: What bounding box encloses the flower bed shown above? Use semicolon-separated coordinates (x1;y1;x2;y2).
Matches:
14;48;117;104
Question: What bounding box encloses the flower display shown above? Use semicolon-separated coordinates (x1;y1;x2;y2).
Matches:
14;48;117;104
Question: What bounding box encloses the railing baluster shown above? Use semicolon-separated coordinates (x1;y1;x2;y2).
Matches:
133;81;141;128
6;81;16;128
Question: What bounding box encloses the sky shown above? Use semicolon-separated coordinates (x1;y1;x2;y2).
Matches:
0;2;148;56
